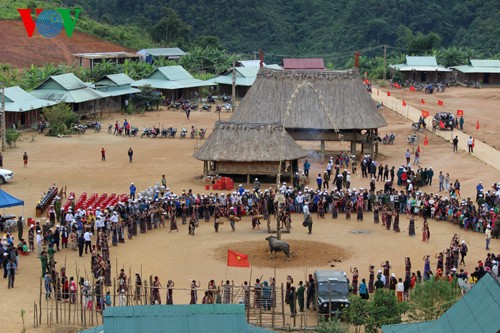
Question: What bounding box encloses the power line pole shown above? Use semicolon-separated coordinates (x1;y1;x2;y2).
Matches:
383;45;387;80
1;82;5;151
231;60;236;112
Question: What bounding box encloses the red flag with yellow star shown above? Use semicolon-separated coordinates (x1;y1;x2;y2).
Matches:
227;249;250;267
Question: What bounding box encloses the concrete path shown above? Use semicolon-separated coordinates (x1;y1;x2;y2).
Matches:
371;87;500;172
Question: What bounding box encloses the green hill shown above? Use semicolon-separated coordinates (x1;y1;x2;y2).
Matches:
64;0;499;60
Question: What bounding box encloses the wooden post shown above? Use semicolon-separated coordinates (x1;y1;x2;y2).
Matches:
281;283;285;326
375;128;379;157
113;278;116;306
55;288;59;324
39;277;42;325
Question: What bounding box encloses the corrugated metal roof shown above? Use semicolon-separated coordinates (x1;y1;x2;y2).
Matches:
470;59;500;67
383;274;500;333
2;86;57;112
97;73;135;86
94;87;141;97
390;64;450;72
137;48;186;57
238;60;264;67
283;58;325;70
35;73;89;91
30;88;109;103
406;56;438;66
450;65;500;74
154;66;193;81
80;304;276;333
132;66;213;90
208;76;255;87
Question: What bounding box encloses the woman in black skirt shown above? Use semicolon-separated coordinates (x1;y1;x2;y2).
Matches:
408;215;416;236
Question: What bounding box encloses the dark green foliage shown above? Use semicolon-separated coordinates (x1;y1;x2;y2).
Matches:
344;295;370;333
43;104;80;136
131;85;163;112
62;0;499;58
407;278;461;322
5;129;21;148
366;289;408;333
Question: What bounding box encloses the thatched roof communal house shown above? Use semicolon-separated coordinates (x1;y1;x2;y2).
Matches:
229;68;388;156
194;121;307;182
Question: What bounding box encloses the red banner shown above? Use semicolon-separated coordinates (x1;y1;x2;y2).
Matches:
476;120;480;130
457;109;464;116
421;98;425;104
424;136;429;146
409;86;416;92
417;145;421;153
387;91;391;96
437;100;444;106
421;110;430;118
402;100;406;107
227;249;250;267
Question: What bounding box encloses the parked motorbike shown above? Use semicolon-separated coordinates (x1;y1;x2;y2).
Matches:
161;128;168;138
87;121;102;132
407;134;418;145
168;127;177;138
221;94;232;103
107;124;113;134
180;128;187;138
73;124;87;134
130;126;138;136
202;104;212;111
141;127;151;138
207;95;216;103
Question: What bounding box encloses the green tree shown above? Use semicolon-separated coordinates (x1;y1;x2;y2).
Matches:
43;104;80;136
5;129;21;148
365;289;408;333
435;47;468;67
344;295;370;333
192;35;224;50
407;278;461;322
150;7;192;47
131;85;163;112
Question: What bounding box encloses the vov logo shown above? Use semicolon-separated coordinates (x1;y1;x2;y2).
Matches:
17;8;81;38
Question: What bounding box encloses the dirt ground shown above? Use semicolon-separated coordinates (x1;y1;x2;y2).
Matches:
386;86;500;149
0;20;135;67
1;89;499;332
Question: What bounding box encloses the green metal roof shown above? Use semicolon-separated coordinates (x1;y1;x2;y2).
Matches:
80;304;276;333
406;56;438;66
208;65;283;87
31;73;109;103
30;88;108;103
2;86;57;112
383;274;500;333
470;59;500;67
138;48;186;57
95;73;135;86
450;59;500;74
35;73;88;90
390;56;450;72
450;65;500;74
93;74;140;96
132;66;214;90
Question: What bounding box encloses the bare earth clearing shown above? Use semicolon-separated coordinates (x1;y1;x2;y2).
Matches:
1;87;499;332
0;20;134;67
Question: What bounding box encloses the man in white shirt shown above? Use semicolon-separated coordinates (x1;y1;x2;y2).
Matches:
36;230;43;257
83;230;93;254
303;202;310;220
467;136;473;153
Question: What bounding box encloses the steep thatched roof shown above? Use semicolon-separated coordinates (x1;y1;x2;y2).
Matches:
194;121;307;162
230;68;387;130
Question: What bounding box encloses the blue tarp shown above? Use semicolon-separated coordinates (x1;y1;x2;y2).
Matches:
0;189;24;208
